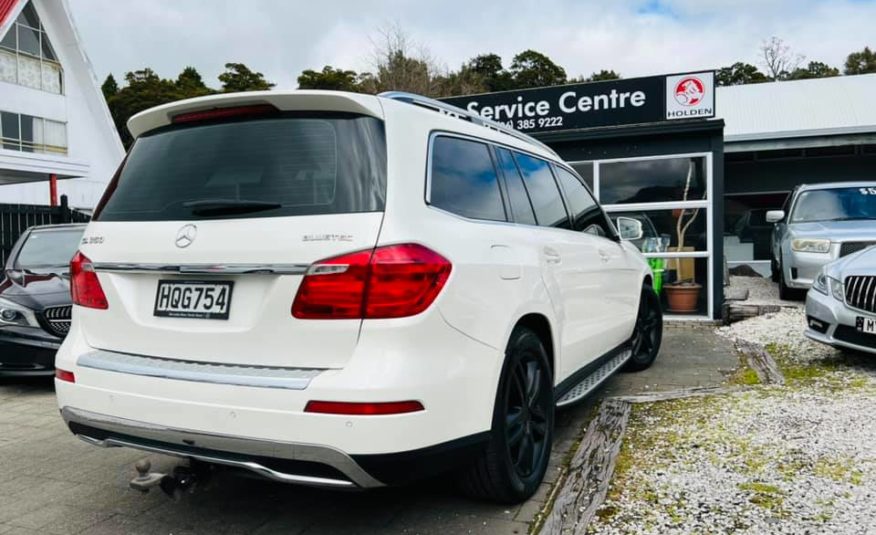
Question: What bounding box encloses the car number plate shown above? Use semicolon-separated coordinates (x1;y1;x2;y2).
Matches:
154;280;234;320
856;316;876;335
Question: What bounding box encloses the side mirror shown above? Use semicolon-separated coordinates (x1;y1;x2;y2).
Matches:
616;217;644;241
765;210;785;223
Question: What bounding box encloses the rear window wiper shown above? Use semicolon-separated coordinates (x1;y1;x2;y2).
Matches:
182;199;282;216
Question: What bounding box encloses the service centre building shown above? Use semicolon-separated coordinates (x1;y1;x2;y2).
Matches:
444;72;876;320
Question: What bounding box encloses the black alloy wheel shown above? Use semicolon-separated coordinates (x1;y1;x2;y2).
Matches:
625;285;663;371
504;353;551;479
458;327;554;503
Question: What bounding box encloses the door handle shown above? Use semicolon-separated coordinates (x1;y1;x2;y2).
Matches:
598;249;610;263
543;247;561;264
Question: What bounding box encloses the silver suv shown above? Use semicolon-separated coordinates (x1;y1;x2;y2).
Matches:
767;182;876;299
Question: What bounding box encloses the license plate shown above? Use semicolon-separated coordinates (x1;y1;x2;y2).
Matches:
154;280;234;320
856;316;876;335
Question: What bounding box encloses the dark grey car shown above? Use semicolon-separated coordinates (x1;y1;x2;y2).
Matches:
0;224;85;376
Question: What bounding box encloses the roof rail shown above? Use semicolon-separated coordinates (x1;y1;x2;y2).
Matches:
378;91;559;158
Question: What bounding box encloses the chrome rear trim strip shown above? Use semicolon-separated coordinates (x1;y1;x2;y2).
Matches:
64;407;382;488
77;350;324;390
92;262;309;275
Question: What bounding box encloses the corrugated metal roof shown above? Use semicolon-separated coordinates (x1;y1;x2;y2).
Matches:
0;0;19;27
718;73;876;142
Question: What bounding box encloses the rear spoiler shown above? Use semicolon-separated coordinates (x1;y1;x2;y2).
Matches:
127;90;384;139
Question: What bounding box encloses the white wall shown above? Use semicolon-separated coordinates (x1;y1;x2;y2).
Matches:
0;0;123;209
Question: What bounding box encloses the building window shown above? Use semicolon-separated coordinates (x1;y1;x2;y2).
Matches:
0;2;63;94
0;111;68;155
571;153;714;318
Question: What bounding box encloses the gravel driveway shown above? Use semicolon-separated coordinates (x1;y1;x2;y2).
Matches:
587;286;876;534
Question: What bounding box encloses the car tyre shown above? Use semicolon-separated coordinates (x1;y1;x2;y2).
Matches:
770;257;780;283
458;327;554;504
624;285;663;372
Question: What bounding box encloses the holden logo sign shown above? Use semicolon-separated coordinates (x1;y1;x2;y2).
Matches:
665;72;714;120
674;77;705;106
175;224;197;248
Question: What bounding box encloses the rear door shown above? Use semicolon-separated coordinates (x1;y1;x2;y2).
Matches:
510;151;611;379
78;111;387;369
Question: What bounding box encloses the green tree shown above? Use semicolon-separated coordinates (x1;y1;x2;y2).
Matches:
297;66;361;91
716;62;769;86
587;69;621;82
465;53;514;92
844;46;876;75
101;74;118;100
105;68;180;147
176;66;213;97
787;61;840;80
218;63;275;92
508;49;567;89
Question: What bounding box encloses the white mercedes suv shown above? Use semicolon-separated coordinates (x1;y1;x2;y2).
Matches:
56;90;662;503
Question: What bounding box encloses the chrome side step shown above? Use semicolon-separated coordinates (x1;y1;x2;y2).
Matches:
556;348;632;407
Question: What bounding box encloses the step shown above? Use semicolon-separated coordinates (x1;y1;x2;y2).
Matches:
556;348;632;407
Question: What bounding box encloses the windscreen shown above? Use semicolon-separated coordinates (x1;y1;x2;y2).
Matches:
790;187;876;223
97;113;387;222
16;228;84;268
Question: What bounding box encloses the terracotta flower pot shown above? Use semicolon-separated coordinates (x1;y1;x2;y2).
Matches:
665;283;702;313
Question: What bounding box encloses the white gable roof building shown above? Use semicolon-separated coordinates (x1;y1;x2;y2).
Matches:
0;0;123;208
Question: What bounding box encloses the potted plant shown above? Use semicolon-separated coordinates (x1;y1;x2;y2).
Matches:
665;162;702;313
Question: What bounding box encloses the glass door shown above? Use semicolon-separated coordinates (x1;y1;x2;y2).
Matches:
571;153;714;318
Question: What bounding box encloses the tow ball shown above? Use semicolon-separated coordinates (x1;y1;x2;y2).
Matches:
130;459;212;500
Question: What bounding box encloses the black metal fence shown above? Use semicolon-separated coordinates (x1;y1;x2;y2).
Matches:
0;195;91;265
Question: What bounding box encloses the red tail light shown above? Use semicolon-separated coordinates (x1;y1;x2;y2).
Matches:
55;369;75;383
70;251;108;310
304;400;424;415
292;244;451;319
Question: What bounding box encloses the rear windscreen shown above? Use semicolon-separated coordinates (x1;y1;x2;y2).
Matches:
97;113;386;221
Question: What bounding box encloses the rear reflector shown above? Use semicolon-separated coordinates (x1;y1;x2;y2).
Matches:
71;251;108;309
55;369;75;383
172;104;278;124
292;243;451;319
304;400;424;415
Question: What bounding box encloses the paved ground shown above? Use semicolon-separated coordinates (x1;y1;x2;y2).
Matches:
0;326;737;535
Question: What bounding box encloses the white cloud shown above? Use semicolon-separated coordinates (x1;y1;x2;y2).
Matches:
67;0;876;88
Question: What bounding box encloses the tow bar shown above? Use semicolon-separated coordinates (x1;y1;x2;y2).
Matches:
130;459;213;500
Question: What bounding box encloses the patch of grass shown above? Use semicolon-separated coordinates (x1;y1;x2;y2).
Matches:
738;481;786;512
731;365;761;386
813;457;864;485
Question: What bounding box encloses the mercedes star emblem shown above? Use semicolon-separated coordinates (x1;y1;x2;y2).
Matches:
175;224;198;248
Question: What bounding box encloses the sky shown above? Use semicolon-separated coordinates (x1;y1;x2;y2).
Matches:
66;0;876;89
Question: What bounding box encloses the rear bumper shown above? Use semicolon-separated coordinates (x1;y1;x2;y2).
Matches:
0;332;60;376
62;406;382;488
55;307;502;484
62;406;491;488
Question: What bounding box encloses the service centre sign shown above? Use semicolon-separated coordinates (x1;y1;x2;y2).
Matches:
442;71;715;134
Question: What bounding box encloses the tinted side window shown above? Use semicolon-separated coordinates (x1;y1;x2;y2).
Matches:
430;136;506;221
513;153;569;229
554;166;614;237
495;148;536;225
